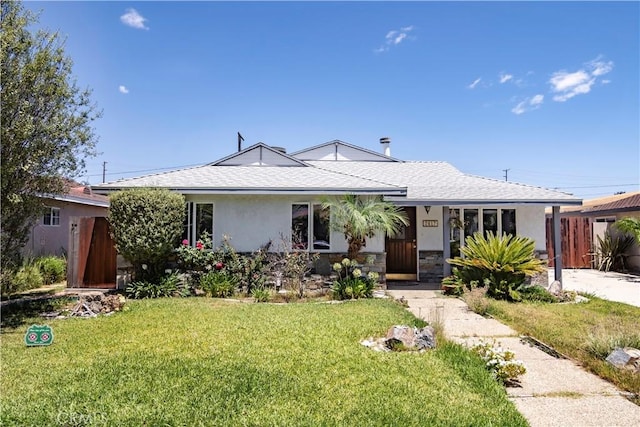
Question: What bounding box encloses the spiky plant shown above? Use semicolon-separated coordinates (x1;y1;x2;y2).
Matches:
594;231;635;272
447;232;545;301
322;195;409;259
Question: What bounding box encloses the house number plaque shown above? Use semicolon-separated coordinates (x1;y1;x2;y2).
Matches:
422;220;438;227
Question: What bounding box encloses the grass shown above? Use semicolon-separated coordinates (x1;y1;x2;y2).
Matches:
485;295;640;401
1;298;527;426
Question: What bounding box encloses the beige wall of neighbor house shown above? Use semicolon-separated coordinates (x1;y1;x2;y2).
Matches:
25;200;108;257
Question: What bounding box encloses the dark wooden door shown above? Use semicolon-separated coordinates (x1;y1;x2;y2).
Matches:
386;207;417;280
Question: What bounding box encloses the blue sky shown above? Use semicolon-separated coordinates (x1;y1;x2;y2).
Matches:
27;1;639;200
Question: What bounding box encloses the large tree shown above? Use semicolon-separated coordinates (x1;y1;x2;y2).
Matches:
322;195;409;259
1;0;100;269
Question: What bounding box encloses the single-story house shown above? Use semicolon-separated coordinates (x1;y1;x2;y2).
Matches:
25;181;109;257
93;139;581;283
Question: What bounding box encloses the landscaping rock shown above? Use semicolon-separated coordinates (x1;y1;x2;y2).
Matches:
415;326;437;350
67;293;125;318
386;325;416;348
606;347;640;372
547;280;562;295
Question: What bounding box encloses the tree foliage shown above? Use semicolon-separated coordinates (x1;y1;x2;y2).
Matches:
108;189;185;282
322;195;409;259
615;217;640;245
1;0;100;269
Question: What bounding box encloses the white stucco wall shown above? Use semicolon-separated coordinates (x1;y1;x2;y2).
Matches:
416;206;444;251
184;195;547;255
185;195;382;254
414;204;547;252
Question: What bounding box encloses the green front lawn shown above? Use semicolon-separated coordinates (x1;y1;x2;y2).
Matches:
487;296;640;401
1;298;526;426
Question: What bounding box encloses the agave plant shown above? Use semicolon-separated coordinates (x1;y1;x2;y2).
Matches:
594;231;634;272
446;232;545;301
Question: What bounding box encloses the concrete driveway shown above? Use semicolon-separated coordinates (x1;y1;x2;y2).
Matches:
550;268;640;307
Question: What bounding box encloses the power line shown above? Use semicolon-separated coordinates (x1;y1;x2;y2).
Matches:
85;162;203;178
556;183;638;189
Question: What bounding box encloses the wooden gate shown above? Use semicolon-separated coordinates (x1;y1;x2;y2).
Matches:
546;217;592;268
67;217;117;288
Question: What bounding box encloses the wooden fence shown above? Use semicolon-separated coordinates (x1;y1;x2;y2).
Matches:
546;217;592;268
67;217;117;288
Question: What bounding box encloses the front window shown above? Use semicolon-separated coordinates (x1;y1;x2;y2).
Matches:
292;203;330;251
483;209;498;237
501;209;516;236
463;209;479;240
182;202;213;245
43;207;60;226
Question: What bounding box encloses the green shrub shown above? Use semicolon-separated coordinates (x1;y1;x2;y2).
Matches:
36;256;66;285
126;273;181;299
200;271;237;298
331;258;378;300
251;287;271;303
108;188;185;283
447;232;545;301
13;262;44;293
175;232;216;278
518;285;558;303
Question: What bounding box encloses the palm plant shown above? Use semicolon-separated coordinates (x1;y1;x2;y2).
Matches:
447;232;545;301
322;195;409;259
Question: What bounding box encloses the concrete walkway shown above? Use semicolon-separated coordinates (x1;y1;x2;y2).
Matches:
386;288;640;427
549;268;640;307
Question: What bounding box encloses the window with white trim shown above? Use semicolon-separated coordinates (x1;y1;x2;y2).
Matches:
292;203;331;250
43;207;60;226
182;202;213;245
456;208;516;245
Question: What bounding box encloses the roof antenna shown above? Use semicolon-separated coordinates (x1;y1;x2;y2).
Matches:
238;132;244;152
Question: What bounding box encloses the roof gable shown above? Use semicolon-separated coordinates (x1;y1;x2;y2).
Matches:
291;140;399;162
210;143;308;166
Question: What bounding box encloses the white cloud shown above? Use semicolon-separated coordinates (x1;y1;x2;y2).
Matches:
375;25;415;53
548;56;613;102
118;85;129;94
588;57;614;76
530;94;544;105
120;8;148;30
499;73;513;84
468;78;482;89
601;79;611;84
511;94;544;115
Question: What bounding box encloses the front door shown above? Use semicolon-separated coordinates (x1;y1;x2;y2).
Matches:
386;207;417;280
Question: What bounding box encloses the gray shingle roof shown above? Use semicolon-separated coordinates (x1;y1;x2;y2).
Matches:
93;142;581;205
92;164;405;195
309;161;581;204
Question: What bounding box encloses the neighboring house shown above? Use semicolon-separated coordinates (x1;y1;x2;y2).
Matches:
545;192;640;271
24;181;110;257
93;139;580;282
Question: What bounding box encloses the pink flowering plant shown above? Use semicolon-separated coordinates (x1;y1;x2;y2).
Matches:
175;232;216;283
